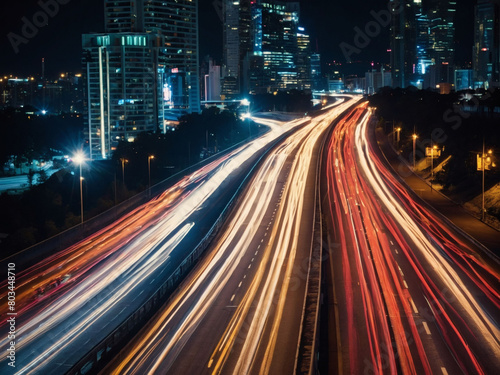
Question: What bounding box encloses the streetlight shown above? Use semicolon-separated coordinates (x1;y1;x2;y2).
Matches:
73;152;85;225
120;158;128;186
148;155;155;194
479;143;494;221
412;133;418;170
431;144;438;178
429;143;438;191
396;127;401;148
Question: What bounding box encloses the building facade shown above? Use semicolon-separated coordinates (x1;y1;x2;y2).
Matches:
474;0;500;88
84;0;200;160
82;33;164;160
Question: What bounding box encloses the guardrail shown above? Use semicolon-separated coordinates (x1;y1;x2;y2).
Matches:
295;100;363;374
66;119;312;375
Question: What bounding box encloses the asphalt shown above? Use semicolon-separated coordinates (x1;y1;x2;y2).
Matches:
373;123;500;258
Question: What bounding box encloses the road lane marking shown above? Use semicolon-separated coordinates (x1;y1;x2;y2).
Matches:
441;367;448;375
248;264;252;269
231;294;235;302
410;299;419;314
398;266;404;277
422;321;431;335
255;251;258;255
238;282;242;288
403;280;409;289
251;258;254;262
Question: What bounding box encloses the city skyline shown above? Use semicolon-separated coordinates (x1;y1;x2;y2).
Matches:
0;0;475;78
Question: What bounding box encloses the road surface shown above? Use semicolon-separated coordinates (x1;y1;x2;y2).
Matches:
101;98;360;375
322;104;500;374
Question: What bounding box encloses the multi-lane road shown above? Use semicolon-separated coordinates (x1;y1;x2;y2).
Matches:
0;111;318;374
322;103;500;374
2;96;498;375
101;99;360;374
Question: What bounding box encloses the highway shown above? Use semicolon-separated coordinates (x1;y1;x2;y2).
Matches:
322;104;500;374
0;112;316;374
101;99;360;374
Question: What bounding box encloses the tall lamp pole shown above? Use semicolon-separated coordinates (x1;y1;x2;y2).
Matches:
148;155;154;195
482;141;485;221
120;158;128;186
412;133;417;170
481;142;494;221
74;152;85;225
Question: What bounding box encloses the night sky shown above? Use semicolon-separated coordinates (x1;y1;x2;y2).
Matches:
0;0;474;78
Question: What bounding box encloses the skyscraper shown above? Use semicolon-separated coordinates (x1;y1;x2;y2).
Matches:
82;33;165;160
222;0;241;98
473;0;500;88
83;0;200;160
390;0;418;88
426;0;456;65
252;0;300;92
426;0;456;84
310;53;323;91
297;28;312;91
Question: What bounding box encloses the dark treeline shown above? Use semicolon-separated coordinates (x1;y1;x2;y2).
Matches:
0;106;83;173
369;87;500;216
250;90;313;113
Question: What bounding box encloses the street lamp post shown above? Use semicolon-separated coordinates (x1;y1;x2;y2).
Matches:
430;143;438;191
412;133;418;170
73;152;85;224
481;144;494;221
79;164;83;224
482;142;485;221
148;155;154;195
120;158;128;186
396;127;401;149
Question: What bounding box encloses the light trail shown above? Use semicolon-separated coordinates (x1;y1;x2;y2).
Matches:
0;110;316;374
324;104;500;374
105;98;360;375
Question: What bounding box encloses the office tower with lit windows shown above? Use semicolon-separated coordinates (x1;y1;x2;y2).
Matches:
310;53;323;91
103;0;200;116
251;0;300;92
415;1;433;81
426;0;456;65
82;33;165;160
296;28;312;91
473;0;500;88
390;0;418;88
222;0;241;98
83;0;200;160
426;0;456;84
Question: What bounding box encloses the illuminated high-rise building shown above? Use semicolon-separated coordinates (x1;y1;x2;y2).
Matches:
426;0;456;65
310;53;323;91
252;0;300;91
82;33;165;160
473;0;500;88
390;0;418;88
297;28;312;91
84;0;200;160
